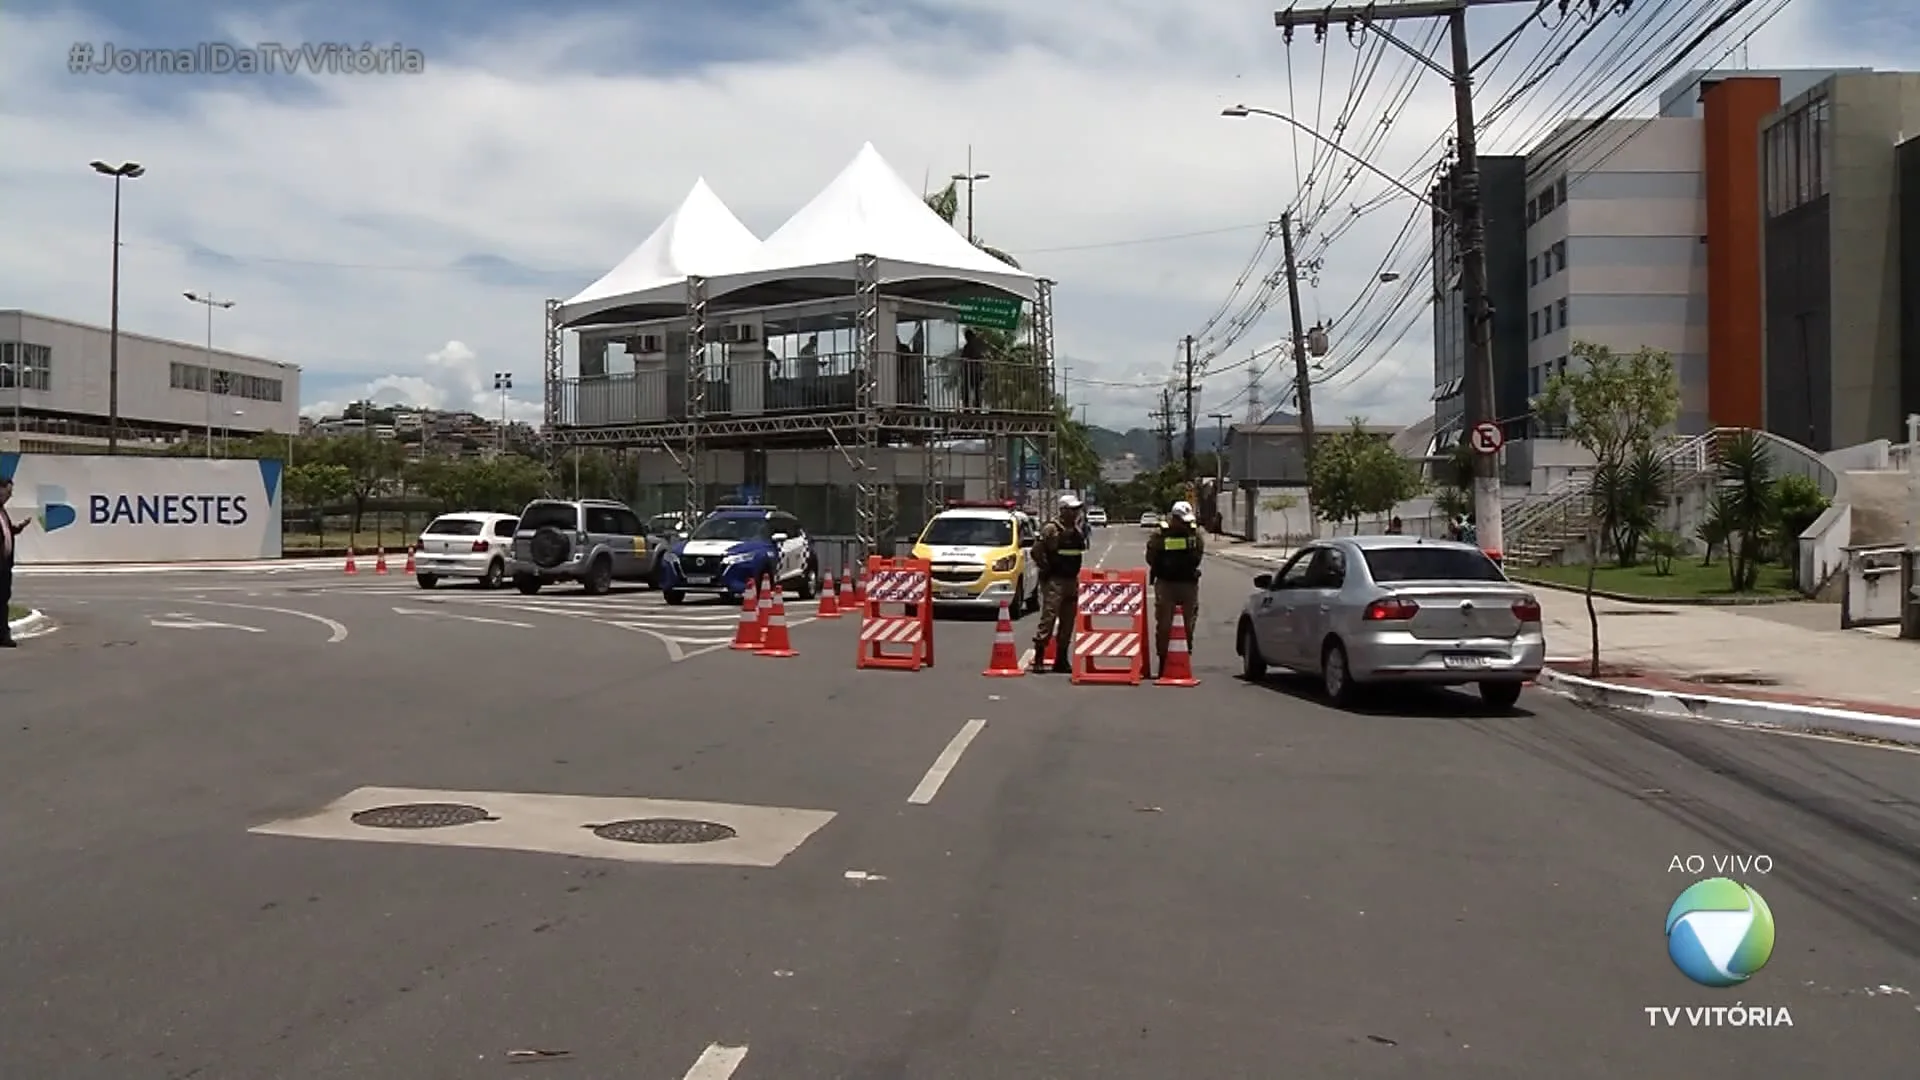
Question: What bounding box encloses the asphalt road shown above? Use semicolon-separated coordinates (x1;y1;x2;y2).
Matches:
3;527;1917;1078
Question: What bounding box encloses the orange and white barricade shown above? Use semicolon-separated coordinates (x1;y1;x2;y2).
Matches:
856;556;934;671
1070;569;1147;686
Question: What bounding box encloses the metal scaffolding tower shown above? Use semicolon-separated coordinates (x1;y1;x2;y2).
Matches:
542;298;563;432
683;275;708;521
852;254;882;560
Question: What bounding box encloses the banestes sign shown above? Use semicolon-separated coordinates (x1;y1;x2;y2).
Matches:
0;452;283;563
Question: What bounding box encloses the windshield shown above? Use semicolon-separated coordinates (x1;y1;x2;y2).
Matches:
1363;547;1507;583
690;515;770;542
518;502;578;531
423;517;485;536
921;517;1014;547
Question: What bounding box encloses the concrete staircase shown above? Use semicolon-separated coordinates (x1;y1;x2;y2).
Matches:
1503;431;1718;568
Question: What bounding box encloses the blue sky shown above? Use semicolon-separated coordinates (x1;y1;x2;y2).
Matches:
0;0;1901;430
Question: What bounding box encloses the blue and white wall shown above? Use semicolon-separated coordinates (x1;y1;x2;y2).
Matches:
0;453;283;563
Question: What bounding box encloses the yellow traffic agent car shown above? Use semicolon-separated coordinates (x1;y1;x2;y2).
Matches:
912;500;1041;615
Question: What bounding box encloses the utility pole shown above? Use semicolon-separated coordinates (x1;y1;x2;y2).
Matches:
1275;0;1523;559
1180;335;1198;480
1152;386;1176;468
1278;211;1316;460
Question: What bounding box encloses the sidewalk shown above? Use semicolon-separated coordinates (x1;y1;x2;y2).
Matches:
1529;585;1920;742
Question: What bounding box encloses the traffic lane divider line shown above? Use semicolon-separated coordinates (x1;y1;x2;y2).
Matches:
682;1044;749;1079
907;719;987;805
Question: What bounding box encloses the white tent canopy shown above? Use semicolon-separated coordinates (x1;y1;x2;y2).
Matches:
556;177;763;328
586;143;1039;315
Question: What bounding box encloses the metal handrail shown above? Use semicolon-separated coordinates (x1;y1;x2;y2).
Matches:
1506;431;1718;547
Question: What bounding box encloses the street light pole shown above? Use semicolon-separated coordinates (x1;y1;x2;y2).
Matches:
91;160;145;455
950;146;990;243
184;291;235;457
493;373;513;452
1209;412;1232;485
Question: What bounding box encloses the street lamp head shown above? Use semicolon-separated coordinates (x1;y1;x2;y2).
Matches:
1379;271;1402;283
1221;105;1251;118
184;291;199;301
91;161;143;178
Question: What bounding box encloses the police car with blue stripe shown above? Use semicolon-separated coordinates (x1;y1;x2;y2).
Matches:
659;504;818;605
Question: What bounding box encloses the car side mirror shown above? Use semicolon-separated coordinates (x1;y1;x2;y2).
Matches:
1253;573;1273;590
771;532;789;543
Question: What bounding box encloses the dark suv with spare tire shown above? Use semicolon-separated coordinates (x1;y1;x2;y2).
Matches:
508;498;658;595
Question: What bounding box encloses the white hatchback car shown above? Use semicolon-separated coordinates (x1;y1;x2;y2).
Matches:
413;511;519;589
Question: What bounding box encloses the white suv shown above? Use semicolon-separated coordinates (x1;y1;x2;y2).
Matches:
1086;507;1108;527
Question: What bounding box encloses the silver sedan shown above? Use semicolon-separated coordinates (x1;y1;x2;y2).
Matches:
1235;535;1546;708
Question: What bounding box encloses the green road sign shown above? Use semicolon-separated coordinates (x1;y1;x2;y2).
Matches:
953;296;1022;331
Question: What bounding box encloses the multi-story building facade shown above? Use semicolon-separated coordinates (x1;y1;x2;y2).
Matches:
0;309;300;446
1762;71;1920;451
1430;155;1530;449
1522;116;1710;433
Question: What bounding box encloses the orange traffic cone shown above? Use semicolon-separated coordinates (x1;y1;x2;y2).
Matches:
403;547;416;573
984;598;1024;677
374;548;389;575
757;585;798;658
730;579;763;650
817;568;841;618
847;564;864;605
343;548;358;575
1041;636;1057;667
1154;607;1199;687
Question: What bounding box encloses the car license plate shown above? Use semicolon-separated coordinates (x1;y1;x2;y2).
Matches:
1443;654;1489;670
684;575;712;585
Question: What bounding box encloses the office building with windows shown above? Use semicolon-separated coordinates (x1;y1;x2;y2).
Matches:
0;309;300;448
1762;71;1920;451
1521;115;1711;433
1429;155;1530;450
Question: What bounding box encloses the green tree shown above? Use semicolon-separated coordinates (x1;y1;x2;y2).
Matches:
1307;430;1360;532
284;462;353;511
312;435;406;533
1715;430;1777;593
1771;473;1830;568
1535;341;1680;676
1347;424;1426;522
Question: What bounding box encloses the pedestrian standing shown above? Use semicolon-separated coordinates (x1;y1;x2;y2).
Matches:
1029;493;1087;673
1145;499;1204;679
0;476;21;648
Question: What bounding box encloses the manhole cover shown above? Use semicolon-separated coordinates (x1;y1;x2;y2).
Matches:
589;818;736;844
351;803;496;829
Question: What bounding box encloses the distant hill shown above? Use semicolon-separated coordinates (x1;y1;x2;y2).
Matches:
1087;424;1225;465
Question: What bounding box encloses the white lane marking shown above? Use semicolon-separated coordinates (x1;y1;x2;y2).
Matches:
149;613;265;633
391;605;533;629
1095;530;1119;569
173;599;349;643
908;719;988;805
1018;647;1035;669
682;1044;749;1079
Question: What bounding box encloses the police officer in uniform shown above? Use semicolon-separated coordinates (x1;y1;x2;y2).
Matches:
1030;493;1088;673
0;476;20;648
1144;499;1205;679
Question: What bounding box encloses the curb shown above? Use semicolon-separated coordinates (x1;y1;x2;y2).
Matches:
6;609;50;639
1535;666;1920;747
1507;575;1800;607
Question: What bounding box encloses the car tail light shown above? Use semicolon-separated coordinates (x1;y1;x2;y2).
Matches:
1363;597;1419;621
1512;597;1542;623
472;539;489;552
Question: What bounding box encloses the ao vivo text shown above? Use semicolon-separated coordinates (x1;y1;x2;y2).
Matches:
90;493;251;527
1668;854;1773;875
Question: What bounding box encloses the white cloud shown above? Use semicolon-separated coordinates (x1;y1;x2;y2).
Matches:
0;0;1883;437
301;340;542;423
